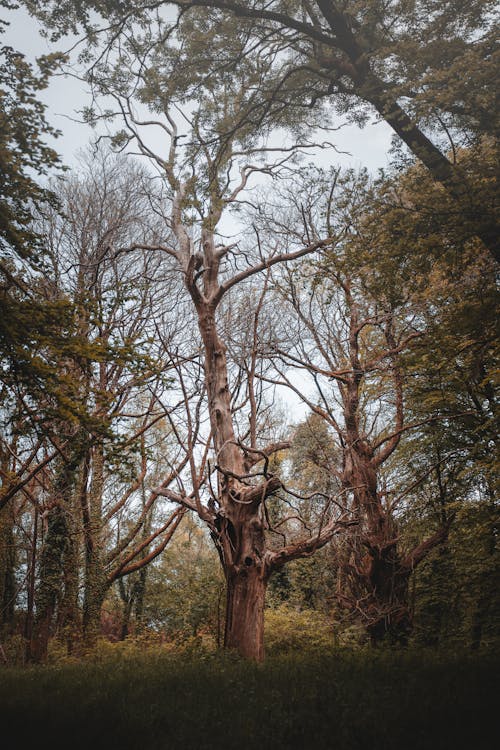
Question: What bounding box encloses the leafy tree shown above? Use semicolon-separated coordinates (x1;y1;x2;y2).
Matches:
0;9;81;650
24;0;499;260
365;156;498;649
139;516;224;645
0;2;62;263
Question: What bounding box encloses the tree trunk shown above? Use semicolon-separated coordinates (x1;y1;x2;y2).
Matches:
82;444;107;647
470;497;498;650
82;580;107;646
30;456;80;662
363;546;412;646
133;568;148;633
57;491;81;655
343;443;414;644
0;502;16;633
224;564;268;660
196;298;272;659
24;503;38;658
31;502;68;662
215;498;271;660
118;578;133;640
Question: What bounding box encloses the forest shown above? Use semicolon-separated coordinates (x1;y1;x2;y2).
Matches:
0;1;498;747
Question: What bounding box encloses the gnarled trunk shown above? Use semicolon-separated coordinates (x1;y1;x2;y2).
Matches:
224;564;268;660
343;442;414;645
362;542;412;645
216;497;270;660
197;297;272;658
220;509;272;661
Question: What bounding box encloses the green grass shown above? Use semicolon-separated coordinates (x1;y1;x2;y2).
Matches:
0;649;497;750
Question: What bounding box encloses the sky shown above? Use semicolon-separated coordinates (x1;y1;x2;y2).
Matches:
5;6;394;172
4;4;394;424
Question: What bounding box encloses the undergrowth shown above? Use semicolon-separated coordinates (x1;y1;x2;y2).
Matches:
0;649;497;750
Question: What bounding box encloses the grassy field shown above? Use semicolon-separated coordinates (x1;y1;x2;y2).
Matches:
0;649;497;750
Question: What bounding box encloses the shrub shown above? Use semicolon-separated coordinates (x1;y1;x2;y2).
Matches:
264;605;333;655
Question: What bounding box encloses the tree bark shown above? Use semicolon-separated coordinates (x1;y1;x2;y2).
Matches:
82;444;107;646
193;281;274;659
0;502;16;632
224;563;268;660
343;448;414;645
31;502;68;662
30;455;80;662
24;503;38;657
362;541;412;646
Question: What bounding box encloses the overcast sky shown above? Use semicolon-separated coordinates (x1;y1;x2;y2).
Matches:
5;6;394;172
5;5;397;423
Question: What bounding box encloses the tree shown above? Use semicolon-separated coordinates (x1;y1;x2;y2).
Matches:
29;149;196;657
0;18;82;649
0;3;62;263
0;146;194;660
375;160;498;649
56;34;361;658
257;166;459;643
24;0;499;260
0;5;77;422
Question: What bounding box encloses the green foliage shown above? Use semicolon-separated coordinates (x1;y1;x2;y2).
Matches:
264;605;333;655
0;36;63;261
410;500;499;649
0;290;110;430
0;16;108;434
139;519;224;642
24;0;498;151
267;552;338;614
365;146;499;498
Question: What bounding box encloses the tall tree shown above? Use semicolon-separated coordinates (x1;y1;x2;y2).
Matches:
258;167;460;642
57;35;360;657
28;150;191;656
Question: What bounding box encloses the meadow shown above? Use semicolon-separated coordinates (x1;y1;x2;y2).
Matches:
1;648;497;750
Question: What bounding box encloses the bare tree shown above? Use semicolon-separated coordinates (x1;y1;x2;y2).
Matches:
80;49;359;655
258;168;454;643
0;150;191;660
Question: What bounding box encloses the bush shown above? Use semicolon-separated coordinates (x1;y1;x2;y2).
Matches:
264;605;333;654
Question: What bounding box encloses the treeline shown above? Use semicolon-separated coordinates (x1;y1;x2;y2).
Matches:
0;1;498;664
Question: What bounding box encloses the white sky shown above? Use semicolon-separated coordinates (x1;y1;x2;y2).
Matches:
4;5;394;425
5;6;394;171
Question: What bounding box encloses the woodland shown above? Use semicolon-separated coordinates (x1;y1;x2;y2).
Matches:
0;1;498;747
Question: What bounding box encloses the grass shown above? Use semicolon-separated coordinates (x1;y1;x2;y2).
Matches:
0;648;497;750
